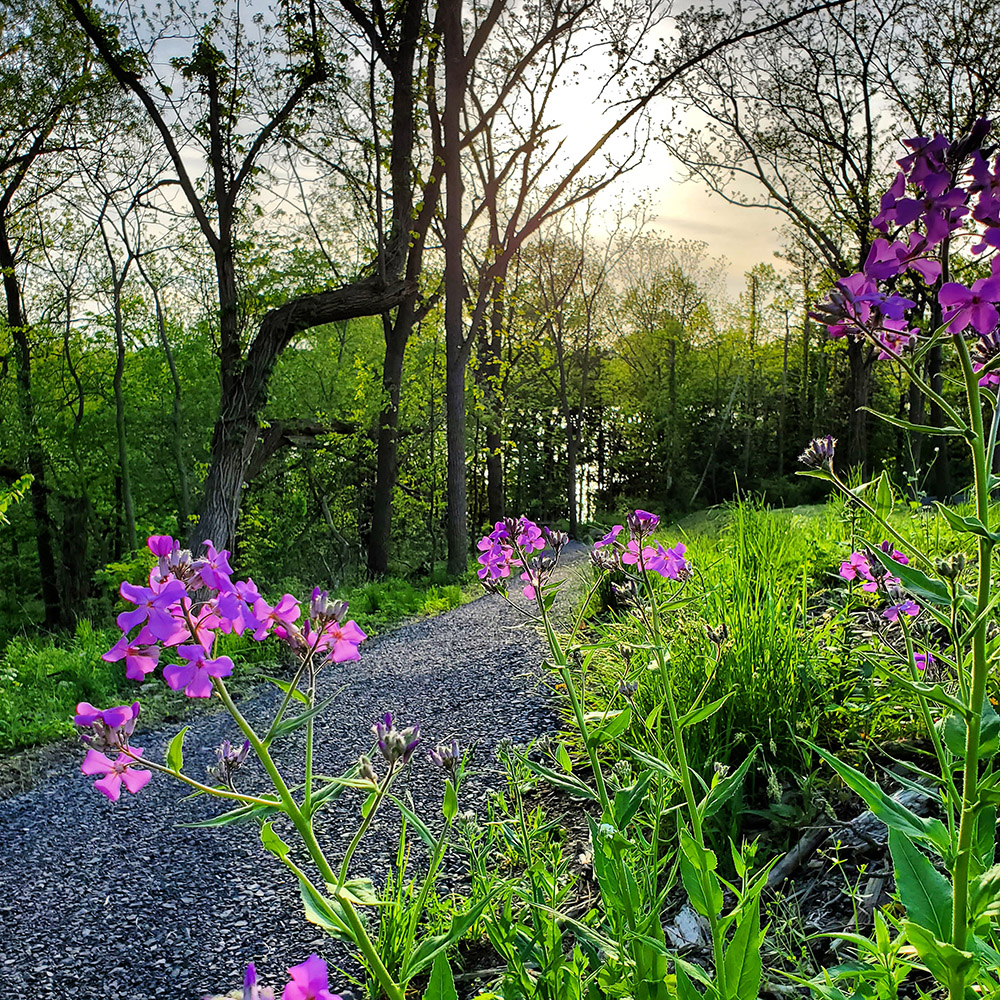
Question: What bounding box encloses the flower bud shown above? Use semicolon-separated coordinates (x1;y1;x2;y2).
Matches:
618;678;638;701
358;754;378;783
429;739;461;777
372;712;421;766
935;553;966;579
210;738;251;788
798;435;837;471
706;623;728;647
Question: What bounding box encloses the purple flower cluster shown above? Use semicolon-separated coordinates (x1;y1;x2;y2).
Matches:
592;510;690;581
476;516;568;599
78;535;369;800
104;535;367;701
813;118;1000;375
372;712;421;767
839;543;908;593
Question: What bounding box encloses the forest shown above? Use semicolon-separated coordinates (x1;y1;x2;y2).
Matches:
9;2;1000;998
3;0;991;635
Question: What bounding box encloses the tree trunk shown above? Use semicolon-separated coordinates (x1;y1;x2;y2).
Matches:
369;311;410;575
192;274;414;551
443;0;468;575
111;278;137;553
1;219;60;627
567;424;579;538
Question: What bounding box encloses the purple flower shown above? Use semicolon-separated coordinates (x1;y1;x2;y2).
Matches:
216;578;263;635
879;541;909;565
81;747;152;801
914;651;934;672
197;539;234;592
516;518;546;552
627;509;660;539
594;524;624;549
117;578;188;642
252;594;301;640
798;435;836;470
102;627;160;680
282;954;341;1000
939;276;1000;334
645;541;690;581
147;534;176;558
429;739;461;776
162;644;234;698
864;234;942;285
840;551;872;583
884;599;920;622
320;619;367;663
477;533;513;581
972;328;1000;387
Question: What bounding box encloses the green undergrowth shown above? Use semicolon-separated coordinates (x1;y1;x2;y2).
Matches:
0;573;472;753
565;493;995;844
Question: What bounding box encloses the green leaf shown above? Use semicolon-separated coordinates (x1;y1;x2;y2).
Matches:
902;921;977;988
586;706;633;747
260;819;290;860
262;674;309;705
300;881;352;941
519;755;598;800
443;778;458;822
934;504;1000;543
940;696;1000;760
970;864;1000;921
390;794;438;849
802;740;950;854
622;742;679;782
679;829;722;918
889;829;952;940
723;896;763;1000
556;741;573;773
179;796;283;828
329;877;379;906
268;692;339;743
867;548;961;612
680;692;733;729
165;726;188;772
703;747;757;819
859;406;965;437
874;471;894;520
612;770;653;829
421;953;458;1000
402;895;495;981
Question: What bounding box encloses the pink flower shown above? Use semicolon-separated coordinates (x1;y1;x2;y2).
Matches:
282;955;341;1000
594;524;624;549
81;747;152;801
102;627;160;680
839;551;872;582
321;620;368;663
117;578;188;641
252;594;301;640
162;644;234;698
914;651;934;671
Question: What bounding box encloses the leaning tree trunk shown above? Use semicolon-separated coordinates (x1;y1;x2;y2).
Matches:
192;276;414;552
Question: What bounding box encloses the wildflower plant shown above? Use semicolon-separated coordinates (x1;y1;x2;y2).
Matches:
476;514;769;1000
72;534;470;1000
801;117;1000;1000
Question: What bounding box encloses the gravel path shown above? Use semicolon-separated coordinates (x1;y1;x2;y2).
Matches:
0;547;589;1000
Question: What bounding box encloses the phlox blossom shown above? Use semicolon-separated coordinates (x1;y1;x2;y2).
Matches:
884;600;920;621
81;747;152;801
282;954;341;1000
102;627;159;680
162;644;234;698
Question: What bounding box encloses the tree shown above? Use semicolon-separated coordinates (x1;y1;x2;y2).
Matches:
66;0;416;553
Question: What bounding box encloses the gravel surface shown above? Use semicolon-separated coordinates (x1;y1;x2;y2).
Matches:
0;546;589;1000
